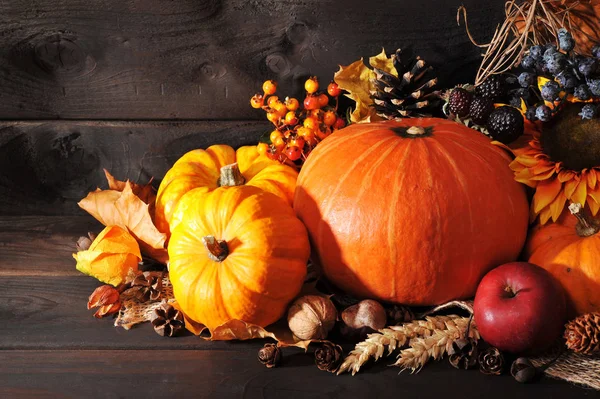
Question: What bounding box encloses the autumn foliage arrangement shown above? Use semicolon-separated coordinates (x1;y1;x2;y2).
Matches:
70;0;600;390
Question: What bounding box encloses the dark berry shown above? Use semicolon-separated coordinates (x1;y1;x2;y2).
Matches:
509;96;521;108
588;78;600;96
535;61;550;75
518;72;535;88
593;45;600;59
578;57;597;77
574;84;591;101
529;45;543;60
475;75;506;100
521;55;535;69
579;104;597;120
448;87;473;117
557;73;578;90
543;45;558;62
486;106;525;144
525;107;537;121
514;88;531;101
546;52;567;75
536;105;552;122
558;28;575;52
469;96;495;125
541;81;561;101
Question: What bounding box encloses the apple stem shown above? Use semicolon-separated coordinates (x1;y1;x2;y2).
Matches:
504;285;516;297
568;203;600;237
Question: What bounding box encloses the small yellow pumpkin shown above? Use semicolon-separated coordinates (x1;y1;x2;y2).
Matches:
155;145;298;236
168;185;309;331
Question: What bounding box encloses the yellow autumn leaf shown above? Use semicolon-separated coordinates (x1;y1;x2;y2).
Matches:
334;48;397;123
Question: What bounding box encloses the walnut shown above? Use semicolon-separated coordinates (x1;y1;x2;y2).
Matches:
287;295;337;340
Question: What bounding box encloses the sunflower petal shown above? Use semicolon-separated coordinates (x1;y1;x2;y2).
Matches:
549;191;567;222
588;185;600;214
533;178;562;213
558;170;577;183
539;207;552;225
588;198;600;216
564;177;580;198
515;155;542;168
530;168;558;181
588;170;597;189
571;180;588;206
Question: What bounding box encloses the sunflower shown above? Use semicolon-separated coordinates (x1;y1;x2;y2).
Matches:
510;104;600;224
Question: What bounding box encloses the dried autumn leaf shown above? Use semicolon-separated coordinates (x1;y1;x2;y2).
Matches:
73;225;141;286
334;48;397;123
79;179;168;264
104;169;156;205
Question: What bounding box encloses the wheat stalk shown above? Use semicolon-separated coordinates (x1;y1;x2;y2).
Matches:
337;315;465;375
392;317;481;373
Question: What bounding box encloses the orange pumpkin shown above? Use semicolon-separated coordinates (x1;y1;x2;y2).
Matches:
526;203;600;316
294;119;529;305
155;145;298;236
168;185;309;331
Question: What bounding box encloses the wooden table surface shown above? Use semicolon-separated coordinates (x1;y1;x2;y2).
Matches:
1;215;599;398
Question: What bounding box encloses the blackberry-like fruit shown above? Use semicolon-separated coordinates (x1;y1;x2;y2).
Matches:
525;107;537;121
486;106;524;144
448;87;473;117
469;96;495;125
475;75;506;100
579;104;597;120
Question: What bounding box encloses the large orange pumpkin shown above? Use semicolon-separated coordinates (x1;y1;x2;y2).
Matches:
155;145;298;236
168;185;309;331
526;203;600;316
294;119;529;305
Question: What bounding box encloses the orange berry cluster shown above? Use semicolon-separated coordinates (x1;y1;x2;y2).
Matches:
250;77;345;167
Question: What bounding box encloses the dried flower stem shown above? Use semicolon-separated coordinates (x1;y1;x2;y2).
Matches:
458;0;593;85
337;315;465;376
393;316;480;373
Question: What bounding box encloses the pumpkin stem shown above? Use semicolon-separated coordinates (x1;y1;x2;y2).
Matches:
202;235;229;262
569;203;600;237
218;163;246;187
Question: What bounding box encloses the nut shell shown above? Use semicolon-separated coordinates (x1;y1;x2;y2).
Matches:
287;295;337;340
341;299;387;331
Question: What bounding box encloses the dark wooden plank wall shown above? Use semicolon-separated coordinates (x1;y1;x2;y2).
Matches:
0;0;507;215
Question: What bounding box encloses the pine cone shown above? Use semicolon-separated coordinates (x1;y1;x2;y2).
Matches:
565;312;600;355
258;343;281;368
478;347;505;375
131;271;163;302
150;302;185;337
371;48;441;119
314;342;343;372
386;304;414;325
449;338;478;370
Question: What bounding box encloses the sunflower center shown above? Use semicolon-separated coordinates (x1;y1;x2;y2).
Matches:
540;104;600;171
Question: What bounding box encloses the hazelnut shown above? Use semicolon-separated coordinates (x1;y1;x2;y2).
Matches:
287;295;337;340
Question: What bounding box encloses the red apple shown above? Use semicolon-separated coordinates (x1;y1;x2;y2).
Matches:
474;262;567;354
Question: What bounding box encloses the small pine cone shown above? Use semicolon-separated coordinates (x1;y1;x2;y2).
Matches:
131;271;163;303
314;342;343;372
478;347;505;375
150;302;185;337
258;343;282;368
564;312;600;355
386;305;414;325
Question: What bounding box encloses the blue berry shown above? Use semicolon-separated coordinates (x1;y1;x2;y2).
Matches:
578;57;597;77
579;104;597;120
525;107;537;121
558;29;575;52
509;96;521;108
556;73;578;90
521;55;535;69
592;45;600;59
518;72;535;88
529;45;543;60
546;52;567;74
543;45;558;62
514;88;531;101
541;81;561;101
588;78;600;97
574;84;592;101
536;105;552;122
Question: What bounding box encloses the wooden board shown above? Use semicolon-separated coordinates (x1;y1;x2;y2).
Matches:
0;350;589;398
0;0;505;120
0;120;270;215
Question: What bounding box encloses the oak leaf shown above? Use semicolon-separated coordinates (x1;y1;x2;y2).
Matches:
334;48;397;123
79;172;168;263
